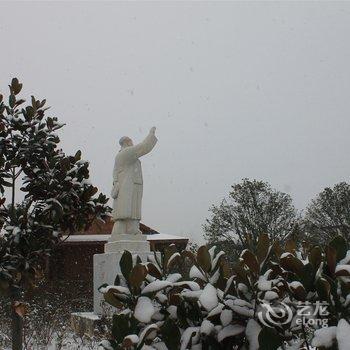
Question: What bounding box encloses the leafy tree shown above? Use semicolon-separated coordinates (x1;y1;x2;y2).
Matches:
0;78;110;349
204;179;298;259
305;182;350;244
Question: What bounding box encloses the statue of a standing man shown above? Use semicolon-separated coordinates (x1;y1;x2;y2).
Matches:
110;127;157;239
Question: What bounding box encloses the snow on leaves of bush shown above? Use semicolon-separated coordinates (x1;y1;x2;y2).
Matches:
141;280;172;295
134;297;155;323
311;326;337;348
198;284;218;311
99;234;350;350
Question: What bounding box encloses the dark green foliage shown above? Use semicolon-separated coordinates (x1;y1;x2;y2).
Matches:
120;250;133;281
112;314;138;344
0;78;110;294
258;327;282;350
100;234;350;350
161;319;181;350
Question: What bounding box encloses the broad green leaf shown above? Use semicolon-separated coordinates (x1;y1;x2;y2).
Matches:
197;246;211;273
326;245;337;274
280;255;304;276
290;284;307;301
147;263;162;279
242;250;259;274
329;235;347;262
300;263;315;291
164;244;177;267
119;250;133;281
9;94;16;108
11;78;22;95
75;150;82;161
316;277;331;300
256;233;270;263
258;327;282;350
104;289;123;309
129;264;147;289
308;246;322;269
111;314;132;343
285;239;296;253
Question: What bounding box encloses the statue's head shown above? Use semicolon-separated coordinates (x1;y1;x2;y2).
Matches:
119;136;133;148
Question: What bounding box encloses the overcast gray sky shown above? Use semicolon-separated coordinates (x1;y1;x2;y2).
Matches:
1;1;350;243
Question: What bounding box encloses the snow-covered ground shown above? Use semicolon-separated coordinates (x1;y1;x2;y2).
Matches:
1;333;104;350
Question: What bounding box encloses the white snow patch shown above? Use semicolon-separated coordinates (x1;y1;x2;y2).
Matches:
167;305;177;319
134;297;155;323
264;291;279;301
199;284;218;311
166;273;182;283
180;327;200;350
100;340;114;349
190;265;206;280
337;319;350;350
339;251;350;265
207;303;224;318
174;281;200;291
257;276;272;291
311;326;337;348
200;320;214;335
99;285;130;295
245;319;261;350
181;290;202;299
142;280;172;294
220;309;233;327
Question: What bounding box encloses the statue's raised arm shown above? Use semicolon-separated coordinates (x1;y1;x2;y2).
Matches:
130;127;158;158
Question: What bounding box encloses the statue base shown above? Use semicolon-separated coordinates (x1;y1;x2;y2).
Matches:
105;233;150;253
71;312;101;337
94;231;152;314
93;251;151;314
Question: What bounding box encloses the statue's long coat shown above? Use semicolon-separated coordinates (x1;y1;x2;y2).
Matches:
111;132;157;220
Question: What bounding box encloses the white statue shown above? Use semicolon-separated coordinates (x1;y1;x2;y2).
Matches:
110;127;157;237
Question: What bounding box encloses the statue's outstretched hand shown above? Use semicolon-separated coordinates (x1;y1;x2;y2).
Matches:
150;126;156;134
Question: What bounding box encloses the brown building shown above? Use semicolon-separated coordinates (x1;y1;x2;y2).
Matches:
48;218;188;282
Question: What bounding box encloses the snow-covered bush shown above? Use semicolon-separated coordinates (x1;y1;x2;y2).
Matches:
99;235;350;350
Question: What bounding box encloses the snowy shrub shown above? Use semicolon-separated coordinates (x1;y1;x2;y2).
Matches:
99;235;350;349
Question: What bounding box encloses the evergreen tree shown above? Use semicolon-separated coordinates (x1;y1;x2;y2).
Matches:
0;78;110;349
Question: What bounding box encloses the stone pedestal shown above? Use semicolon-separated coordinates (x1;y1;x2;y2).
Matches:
93;233;151;315
71;312;101;336
105;233;150;253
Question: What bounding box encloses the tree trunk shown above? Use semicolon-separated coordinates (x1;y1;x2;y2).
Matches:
11;172;23;349
11;290;23;350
